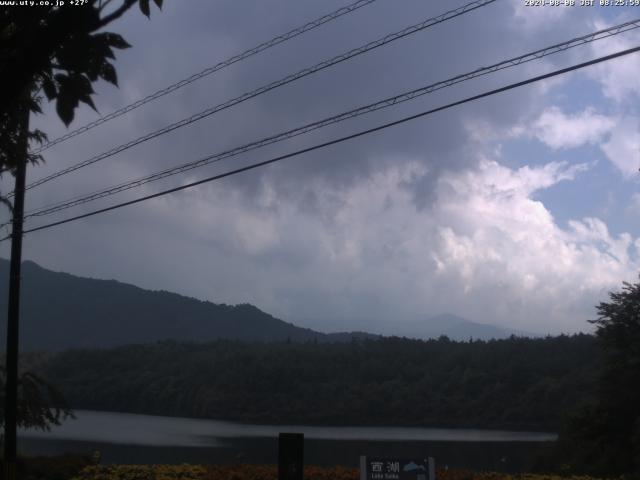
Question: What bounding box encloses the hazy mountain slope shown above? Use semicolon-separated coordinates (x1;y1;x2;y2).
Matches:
295;313;536;341
0;259;375;350
406;313;537;341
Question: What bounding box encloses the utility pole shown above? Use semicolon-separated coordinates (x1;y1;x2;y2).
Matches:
3;100;29;480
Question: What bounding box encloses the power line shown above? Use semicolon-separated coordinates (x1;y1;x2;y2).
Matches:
30;0;380;155
21;18;640;220
19;0;497;195
6;45;637;241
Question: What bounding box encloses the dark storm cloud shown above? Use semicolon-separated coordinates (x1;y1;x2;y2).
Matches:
15;0;603;214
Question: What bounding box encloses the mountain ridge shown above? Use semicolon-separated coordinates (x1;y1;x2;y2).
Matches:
0;258;533;350
0;259;378;350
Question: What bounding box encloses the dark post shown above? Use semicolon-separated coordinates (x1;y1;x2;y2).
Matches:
3;101;29;480
278;432;304;480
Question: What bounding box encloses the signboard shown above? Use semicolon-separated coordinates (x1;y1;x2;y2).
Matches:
360;457;435;480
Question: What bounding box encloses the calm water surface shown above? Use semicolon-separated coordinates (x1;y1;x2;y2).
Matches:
19;410;557;445
18;410;557;471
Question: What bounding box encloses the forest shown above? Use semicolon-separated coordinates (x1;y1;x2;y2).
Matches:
31;334;599;431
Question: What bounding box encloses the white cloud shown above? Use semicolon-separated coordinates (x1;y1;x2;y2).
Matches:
95;156;634;335
600;116;640;178
511;1;570;31
588;19;640;102
428;159;638;332
630;193;640;215
513;106;614;149
511;107;639;178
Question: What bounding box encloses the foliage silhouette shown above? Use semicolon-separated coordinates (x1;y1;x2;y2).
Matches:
557;277;640;477
0;365;74;437
0;0;163;446
0;0;162;195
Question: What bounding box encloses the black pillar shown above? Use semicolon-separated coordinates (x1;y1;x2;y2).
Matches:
278;432;304;480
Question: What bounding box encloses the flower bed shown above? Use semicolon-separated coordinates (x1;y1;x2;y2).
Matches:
70;465;605;480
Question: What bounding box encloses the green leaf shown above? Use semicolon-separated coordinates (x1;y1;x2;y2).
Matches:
41;76;57;100
56;96;75;126
139;0;150;17
94;40;116;60
55;34;102;72
85;66;100;82
29;97;43;114
78;74;95;96
28;129;48;146
98;32;131;50
55;74;82;126
84;53;107;82
99;63;118;86
65;73;94;97
80;94;97;112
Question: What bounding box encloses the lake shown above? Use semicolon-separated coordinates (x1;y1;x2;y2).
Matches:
18;410;557;471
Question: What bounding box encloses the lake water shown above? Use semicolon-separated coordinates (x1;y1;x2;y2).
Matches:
18;410;557;471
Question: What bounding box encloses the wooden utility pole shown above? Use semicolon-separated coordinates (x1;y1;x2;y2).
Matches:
3;101;29;480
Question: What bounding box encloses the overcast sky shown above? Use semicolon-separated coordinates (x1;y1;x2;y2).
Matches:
2;0;640;335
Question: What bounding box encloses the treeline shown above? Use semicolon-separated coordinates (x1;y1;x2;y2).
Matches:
34;334;599;431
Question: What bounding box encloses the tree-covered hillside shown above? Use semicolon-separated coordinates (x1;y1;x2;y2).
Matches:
35;334;599;431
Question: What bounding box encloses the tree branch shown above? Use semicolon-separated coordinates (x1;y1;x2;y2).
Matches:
96;0;137;29
98;0;116;12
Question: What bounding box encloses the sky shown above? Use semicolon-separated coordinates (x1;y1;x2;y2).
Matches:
1;0;640;335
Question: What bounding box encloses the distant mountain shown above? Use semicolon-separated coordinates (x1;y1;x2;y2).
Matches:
295;313;537;341
400;313;538;341
0;259;377;351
